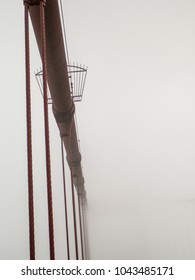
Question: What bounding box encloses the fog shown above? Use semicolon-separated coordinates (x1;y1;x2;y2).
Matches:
0;0;195;259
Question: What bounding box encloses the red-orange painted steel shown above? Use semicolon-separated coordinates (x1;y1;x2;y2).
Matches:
39;0;55;260
24;2;35;260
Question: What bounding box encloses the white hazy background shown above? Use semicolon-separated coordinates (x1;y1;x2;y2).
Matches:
0;0;195;259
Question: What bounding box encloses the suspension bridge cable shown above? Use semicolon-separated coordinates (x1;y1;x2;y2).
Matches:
40;1;55;260
59;0;87;260
59;0;70;64
57;1;82;259
68;137;79;260
61;137;70;260
78;194;84;259
82;206;89;260
24;1;35;260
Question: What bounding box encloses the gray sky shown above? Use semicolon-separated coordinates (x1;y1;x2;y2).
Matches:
0;0;195;259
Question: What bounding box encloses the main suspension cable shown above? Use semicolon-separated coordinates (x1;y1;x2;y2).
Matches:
24;1;35;260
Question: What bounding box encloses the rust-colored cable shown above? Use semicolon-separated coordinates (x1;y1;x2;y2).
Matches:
24;2;35;260
40;0;55;260
78;194;84;259
61;138;70;259
69;138;79;259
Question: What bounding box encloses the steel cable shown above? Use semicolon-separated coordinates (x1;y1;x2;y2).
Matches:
68;137;79;259
78;194;84;259
24;2;35;260
40;0;55;260
61;138;70;259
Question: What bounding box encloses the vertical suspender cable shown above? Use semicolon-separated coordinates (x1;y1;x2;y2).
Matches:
61;138;70;260
39;0;55;260
59;1;85;259
24;1;35;260
82;208;89;260
59;0;70;65
69;139;79;259
78;194;84;259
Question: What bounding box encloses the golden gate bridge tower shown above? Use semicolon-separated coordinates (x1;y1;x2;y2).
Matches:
23;0;88;260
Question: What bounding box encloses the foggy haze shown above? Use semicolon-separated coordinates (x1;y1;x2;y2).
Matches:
0;0;195;259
